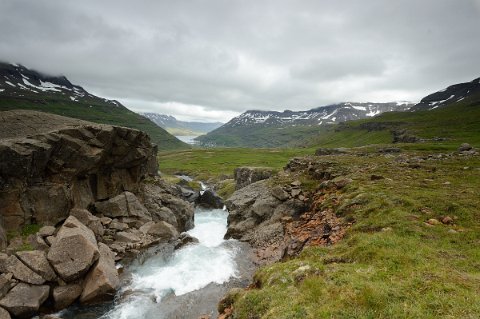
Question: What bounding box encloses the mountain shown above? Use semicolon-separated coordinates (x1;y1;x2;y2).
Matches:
195;102;413;147
309;76;480;149
411;77;480;111
141;112;223;136
0;62;188;150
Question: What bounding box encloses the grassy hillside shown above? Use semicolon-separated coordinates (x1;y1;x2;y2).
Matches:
310;95;480;150
0;97;188;151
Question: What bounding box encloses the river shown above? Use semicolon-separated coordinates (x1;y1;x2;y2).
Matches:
59;208;253;319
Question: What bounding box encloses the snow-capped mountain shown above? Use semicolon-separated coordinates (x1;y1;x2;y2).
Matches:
141;112;223;135
411;77;480;111
0;62;122;107
224;102;413;128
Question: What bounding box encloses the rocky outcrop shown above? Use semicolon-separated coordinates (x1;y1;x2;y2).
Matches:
0;110;158;232
234;167;274;190
195;189;224;209
16;250;57;282
53;284;83;310
0;283;49;318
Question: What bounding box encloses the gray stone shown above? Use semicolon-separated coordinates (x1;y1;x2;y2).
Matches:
53;284;83;310
38;225;56;237
0;274;14;300
458;143;473;152
1;255;45;285
69;208;105;237
0;307;10;319
95;192;151;221
26;234;50;251
195;189;224;209
16;250;57;282
234;167;274;190
80;243;120;304
271;186;289;201
47;216;100;282
109;220;129;231
146;221;179;241
115;231;141;243
0;283;49;318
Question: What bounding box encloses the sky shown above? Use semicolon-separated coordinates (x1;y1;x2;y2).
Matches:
1;0;479;122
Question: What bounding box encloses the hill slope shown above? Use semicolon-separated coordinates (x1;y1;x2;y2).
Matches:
141;112;223;136
0;62;188;150
195;102;413;148
310;77;480;150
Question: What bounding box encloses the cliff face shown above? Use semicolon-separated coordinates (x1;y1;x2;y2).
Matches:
0;110;158;237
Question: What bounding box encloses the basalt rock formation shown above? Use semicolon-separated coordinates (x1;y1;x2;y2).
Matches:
0;110;194;318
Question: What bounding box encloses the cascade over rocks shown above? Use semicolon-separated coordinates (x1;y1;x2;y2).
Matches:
0;110;195;318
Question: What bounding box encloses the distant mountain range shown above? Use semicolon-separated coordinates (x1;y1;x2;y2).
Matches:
141;113;223;136
195;102;414;147
0;62;188;150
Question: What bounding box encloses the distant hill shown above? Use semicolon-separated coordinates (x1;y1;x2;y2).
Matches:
309;77;480;149
141;112;223;136
0;62;188;151
195;102;413;148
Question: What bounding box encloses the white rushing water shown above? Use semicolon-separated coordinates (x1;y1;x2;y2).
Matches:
100;208;239;319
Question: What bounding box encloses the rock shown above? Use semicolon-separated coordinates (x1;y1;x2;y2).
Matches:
95;192;151;221
100;217;112;226
458;143;473;152
37;226;56;237
45;236;56;246
53;284;83;310
16;250;57;282
80;243;120;304
233;167;274;190
333;177;352;189
291;180;302;187
0;307;10;319
392;129;419;143
371;174;385;181
108;220;129;231
0;274;14;300
271;186;289;201
195;189;224;210
146;221;179;241
427;218;441;226
0;283;49;318
0;226;6;252
378;147;401;153
0;255;45;285
26;234;50;251
69;208;105;237
115;232;141;243
291;189;301;197
47;216;100;282
441;216;454;225
175;233;199;249
5;237;23;255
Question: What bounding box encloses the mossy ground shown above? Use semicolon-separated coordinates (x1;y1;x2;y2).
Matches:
159;146;480;318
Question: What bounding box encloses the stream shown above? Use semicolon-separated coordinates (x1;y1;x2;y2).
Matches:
59;207;254;319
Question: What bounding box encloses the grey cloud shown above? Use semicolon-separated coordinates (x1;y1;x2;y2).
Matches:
0;0;479;121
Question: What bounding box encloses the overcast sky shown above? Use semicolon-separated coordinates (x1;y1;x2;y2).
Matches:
1;0;479;122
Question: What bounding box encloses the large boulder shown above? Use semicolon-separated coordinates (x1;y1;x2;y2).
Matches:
16;250;57;282
80;243;120;304
234;167;274;190
53;284;83;310
0;254;45;285
0;283;49;318
195;189;224;210
145;221;179;241
47;216;100;282
0;274;14;300
94;192;151;221
69;208;105;237
0;307;10;319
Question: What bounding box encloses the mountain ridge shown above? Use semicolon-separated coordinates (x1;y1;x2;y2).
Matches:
0;62;188;150
141;112;223;136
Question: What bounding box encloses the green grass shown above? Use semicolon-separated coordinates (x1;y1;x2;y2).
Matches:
230;153;480;318
158;147;315;182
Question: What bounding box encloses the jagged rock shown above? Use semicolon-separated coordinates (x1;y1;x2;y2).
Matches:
37;226;56;237
195;189;224;209
0;283;49;318
0;274;14;300
26;234;50;251
0;307;10;319
140;182;194;232
69;208;105;237
45;236;56;246
115;231;141;243
100;217;112;226
139;221;156;234
175;233;199;249
0;255;45;285
5;237;24;255
16;250;57;282
234;167;274;190
53;284;83;310
80;243;119;304
47;216;100;282
271;186;289;201
146;221;179;241
95;192;151;221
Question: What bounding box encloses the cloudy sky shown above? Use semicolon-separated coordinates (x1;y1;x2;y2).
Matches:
1;0;479;122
